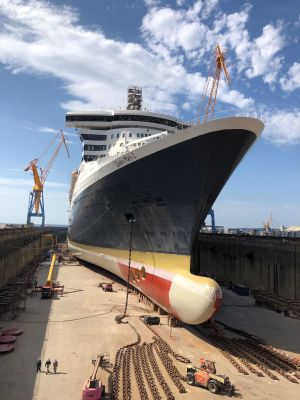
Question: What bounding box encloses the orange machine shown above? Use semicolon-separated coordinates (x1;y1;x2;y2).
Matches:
186;359;234;397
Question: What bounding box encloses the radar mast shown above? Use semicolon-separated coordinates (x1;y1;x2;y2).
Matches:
127;85;142;110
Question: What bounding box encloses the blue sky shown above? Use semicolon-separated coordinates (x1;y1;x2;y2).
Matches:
0;0;299;228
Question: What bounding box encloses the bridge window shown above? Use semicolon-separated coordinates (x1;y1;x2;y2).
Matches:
66;114;184;128
83;155;97;162
81;134;107;141
84;144;106;151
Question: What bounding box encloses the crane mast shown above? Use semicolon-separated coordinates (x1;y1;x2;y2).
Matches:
199;44;230;123
24;129;70;226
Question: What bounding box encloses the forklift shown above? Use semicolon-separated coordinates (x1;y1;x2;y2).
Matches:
186;359;235;397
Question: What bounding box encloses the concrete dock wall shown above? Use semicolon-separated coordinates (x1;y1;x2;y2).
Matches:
0;227;67;288
192;233;300;301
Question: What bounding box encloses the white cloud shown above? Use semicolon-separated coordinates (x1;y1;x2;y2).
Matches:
219;7;285;83
144;0;160;7
38;127;57;133
280;62;300;92
0;0;253;116
182;102;191;110
5;168;23;172
0;0;297;147
37;126;77;139
0;177;68;188
142;2;285;87
202;0;219;18
263;109;300;145
0;0;183;113
220;6;252;72
245;24;284;83
218;86;254;109
0;185;69;224
142;3;208;56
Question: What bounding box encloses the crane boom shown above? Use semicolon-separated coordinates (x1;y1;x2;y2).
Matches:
46;254;56;286
41;130;70;183
199;44;230;123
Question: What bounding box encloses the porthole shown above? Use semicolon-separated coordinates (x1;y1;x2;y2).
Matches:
135;270;140;282
129;270;135;283
141;266;146;280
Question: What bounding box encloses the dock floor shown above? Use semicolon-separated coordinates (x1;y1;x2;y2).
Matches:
0;260;299;400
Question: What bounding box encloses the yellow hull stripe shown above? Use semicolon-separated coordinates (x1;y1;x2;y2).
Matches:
68;239;201;280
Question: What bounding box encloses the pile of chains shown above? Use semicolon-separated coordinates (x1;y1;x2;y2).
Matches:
260;343;300;370
210;335;299;384
132;346;150;400
111;322;189;400
153;337;186;394
209;335;252;376
111;323;141;400
140;343;162;399
122;347;132;399
147;325;191;364
240;339;299;383
146;343;175;400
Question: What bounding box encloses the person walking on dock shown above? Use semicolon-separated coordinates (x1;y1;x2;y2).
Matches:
36;357;42;373
33;275;38;288
45;358;51;374
53;359;58;374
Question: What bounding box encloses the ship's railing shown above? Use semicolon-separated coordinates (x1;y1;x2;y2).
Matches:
95;110;263;169
185;109;264;127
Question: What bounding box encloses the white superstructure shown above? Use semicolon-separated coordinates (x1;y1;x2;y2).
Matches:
66;107;183;162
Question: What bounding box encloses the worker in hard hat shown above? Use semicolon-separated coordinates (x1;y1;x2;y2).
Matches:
45;358;51;374
53;359;58;374
36;357;42;373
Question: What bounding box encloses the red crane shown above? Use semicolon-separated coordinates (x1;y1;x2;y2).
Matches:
198;44;230;122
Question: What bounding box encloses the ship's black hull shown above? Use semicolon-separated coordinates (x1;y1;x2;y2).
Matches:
68;129;256;255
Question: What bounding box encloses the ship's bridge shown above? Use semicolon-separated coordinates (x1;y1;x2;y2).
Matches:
65;109;179;130
65;109;186;162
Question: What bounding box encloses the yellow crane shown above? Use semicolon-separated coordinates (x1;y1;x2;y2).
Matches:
24;129;70;226
198;44;230;122
263;213;273;233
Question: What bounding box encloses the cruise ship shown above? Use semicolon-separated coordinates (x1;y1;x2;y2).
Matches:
67;86;264;324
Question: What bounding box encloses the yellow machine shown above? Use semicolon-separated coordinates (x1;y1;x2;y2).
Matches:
39;254;64;299
24;129;70;226
41;254;57;299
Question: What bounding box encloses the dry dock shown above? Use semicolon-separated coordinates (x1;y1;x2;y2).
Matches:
0;257;299;400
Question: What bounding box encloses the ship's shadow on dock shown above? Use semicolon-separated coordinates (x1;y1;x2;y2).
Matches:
62;287;84;295
0;260;60;400
79;259;127;287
